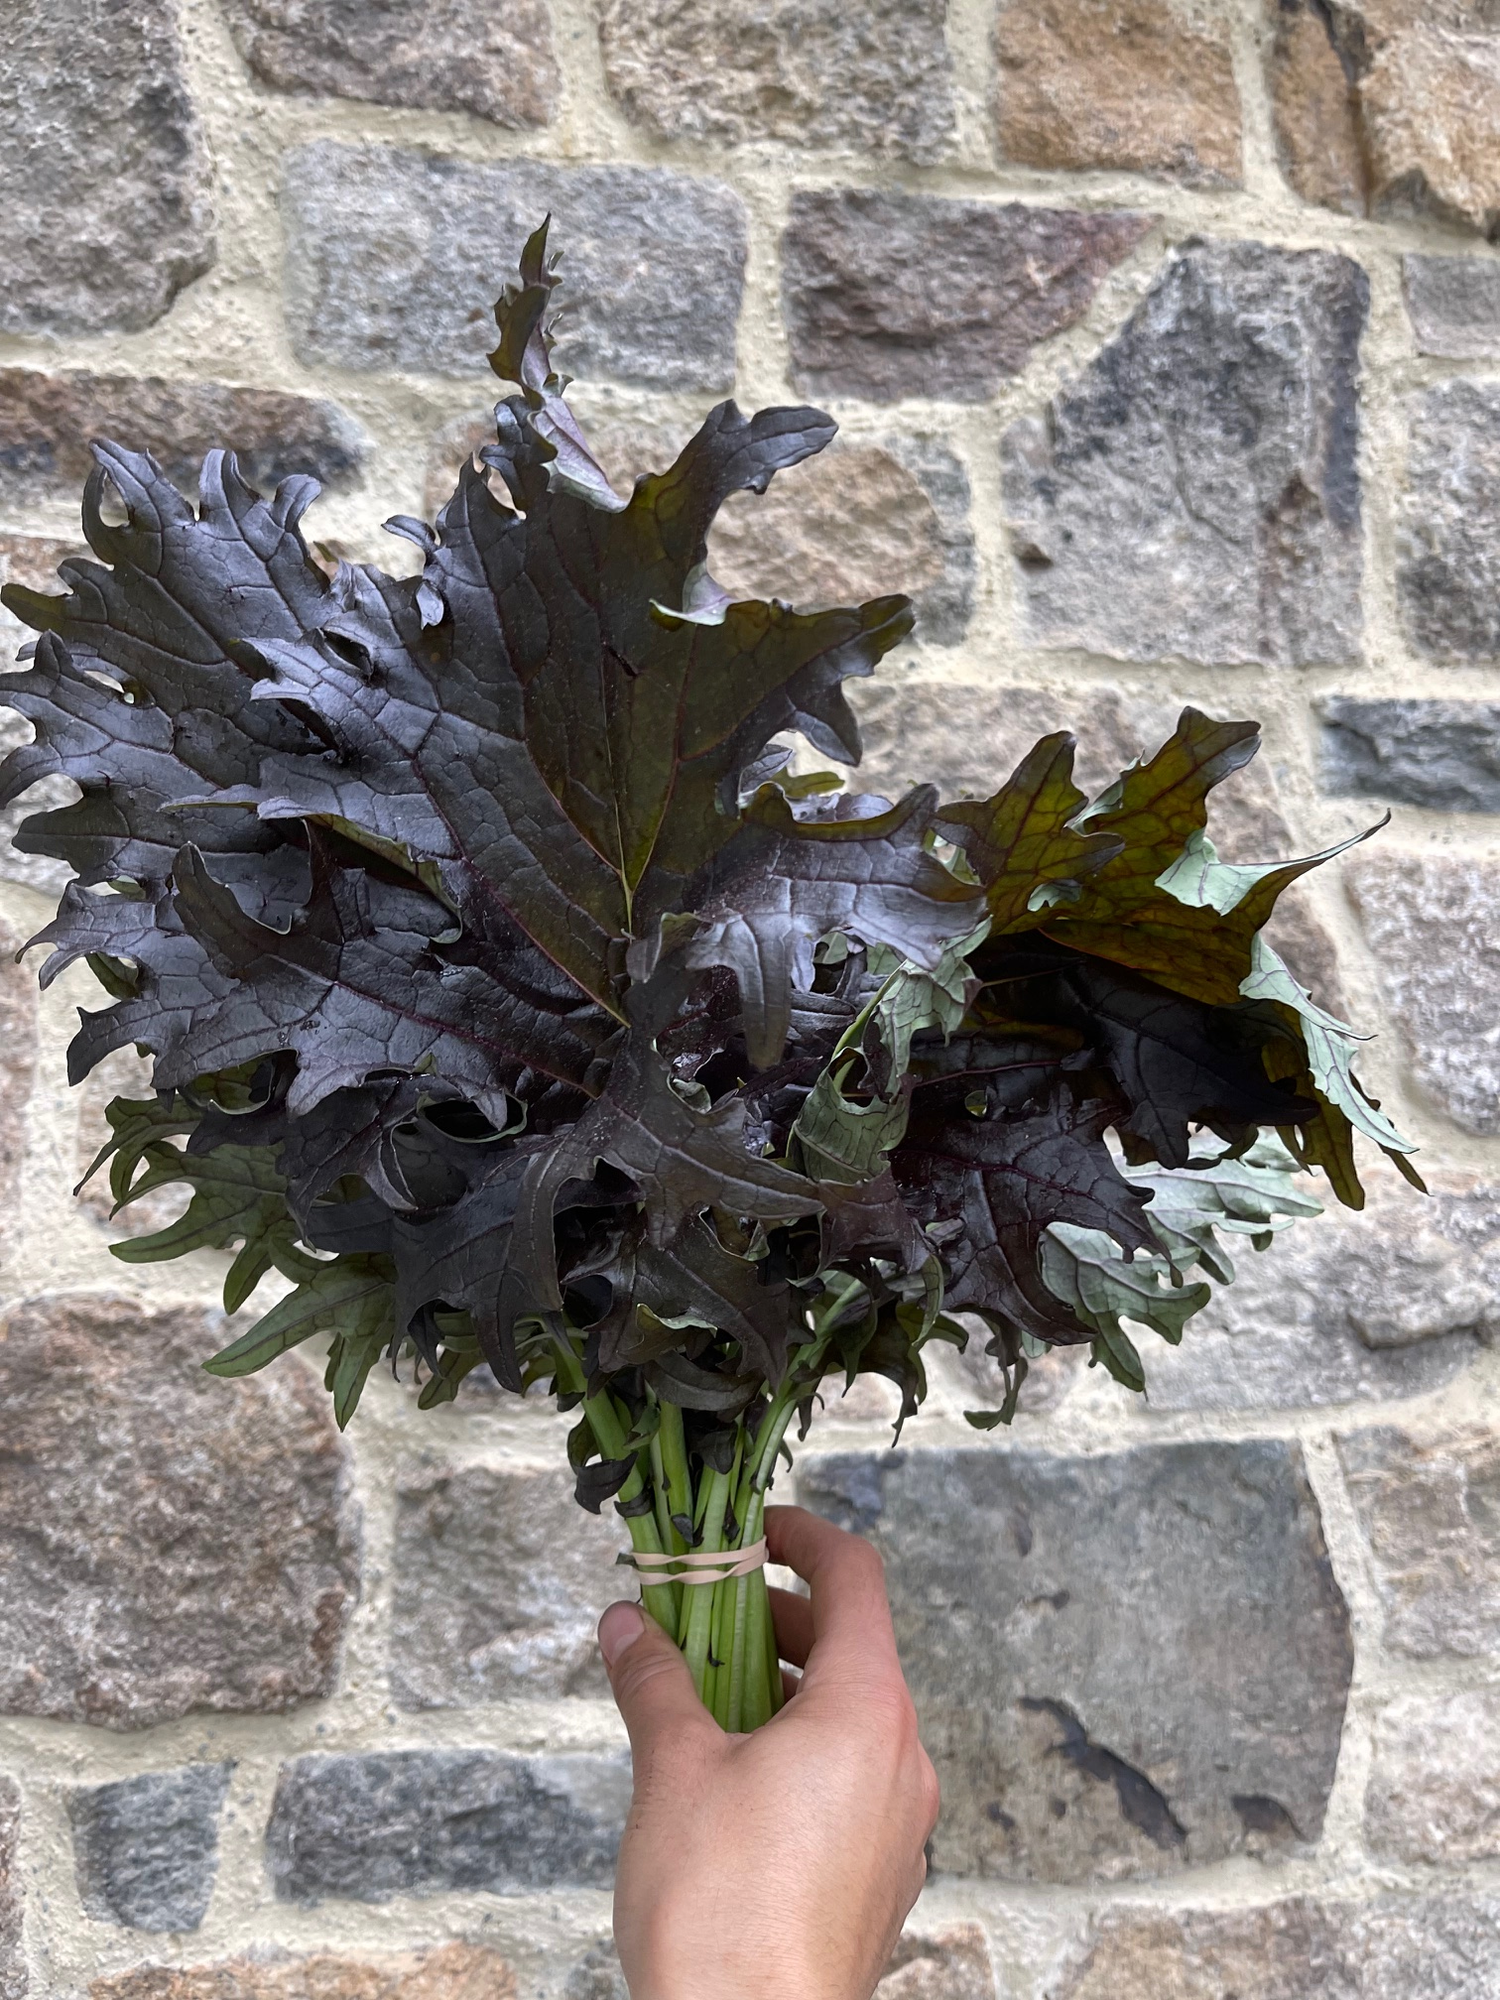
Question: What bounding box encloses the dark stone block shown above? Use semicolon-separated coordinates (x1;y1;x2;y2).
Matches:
69;1765;232;1932
266;1749;631;1904
782;190;1152;403
799;1440;1352;1882
0;373;367;507
1004;240;1367;667
1319;698;1500;812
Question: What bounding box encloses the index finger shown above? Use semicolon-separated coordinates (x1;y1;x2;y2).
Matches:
765;1504;903;1689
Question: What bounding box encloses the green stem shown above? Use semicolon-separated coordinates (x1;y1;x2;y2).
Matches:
681;1465;734;1700
554;1338;677;1635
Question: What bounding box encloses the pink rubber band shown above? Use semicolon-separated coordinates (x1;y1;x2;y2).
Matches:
625;1539;768;1586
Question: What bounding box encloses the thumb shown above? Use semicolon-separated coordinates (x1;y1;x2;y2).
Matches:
598;1601;716;1763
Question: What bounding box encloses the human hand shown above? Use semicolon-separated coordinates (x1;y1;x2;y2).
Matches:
597;1503;940;2000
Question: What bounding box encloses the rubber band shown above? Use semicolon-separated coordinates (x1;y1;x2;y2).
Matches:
622;1539;768;1587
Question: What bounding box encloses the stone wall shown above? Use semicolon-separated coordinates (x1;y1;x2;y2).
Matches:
1;1;1498;1994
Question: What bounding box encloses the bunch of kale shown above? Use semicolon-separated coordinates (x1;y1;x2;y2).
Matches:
0;229;1417;1691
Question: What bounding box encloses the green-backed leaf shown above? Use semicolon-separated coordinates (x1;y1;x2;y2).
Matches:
204;1253;395;1378
1241;934;1417;1160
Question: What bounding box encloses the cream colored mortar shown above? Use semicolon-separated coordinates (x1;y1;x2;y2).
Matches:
0;0;1498;1991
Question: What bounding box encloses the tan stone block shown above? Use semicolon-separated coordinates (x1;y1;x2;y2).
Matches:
0;1295;360;1729
1366;1688;1500;1862
1339;1426;1500;1658
995;0;1241;186
90;1944;518;2000
1054;1892;1500;1997
1269;2;1367;214
1361;27;1500;236
880;1923;996;1998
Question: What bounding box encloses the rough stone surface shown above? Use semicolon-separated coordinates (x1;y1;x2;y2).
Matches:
0;0;214;334
1339;1428;1500;1658
1366;1689;1500;1863
0;372;367;507
282;144;745;391
559;1924;996;2000
879;1926;996;1999
0;534;85;896
0;1296;360;1730
1403;254;1500;358
561;1944;626;2000
1398;381;1500;661
69;1765;232;1933
599;0;954;163
424;411;974;643
850;680;1348;1010
1145;1166;1495;1412
1360;25;1500;238
1270;0;1367;215
0;1779;21;2000
1053;1893;1500;1998
995;0;1241;186
266;1749;630;1903
1004;240;1367;668
89;1944;519;2000
389;1465;625;1705
219;0;558;128
1346;852;1500;1133
800;1441;1352;1881
1272;4;1500;237
1320;697;1500;812
782;191;1152;403
0;917;37;1266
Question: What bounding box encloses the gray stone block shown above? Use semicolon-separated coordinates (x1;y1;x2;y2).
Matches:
799;1440;1351;1882
782;191;1152;403
389;1465;625;1706
0;372;367;508
1366;1689;1500;1864
0;1778;20;2000
282;144;746;391
0;0;213;334
599;0;955;163
1004;240;1367;667
68;1765;231;1932
1404;254;1500;359
1054;1893;1500;1999
1399;381;1500;660
1143;1165;1494;1413
266;1749;630;1904
1319;697;1500;812
0;1296;360;1730
1338;1427;1500;1659
219;0;558;128
1346;852;1500;1133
